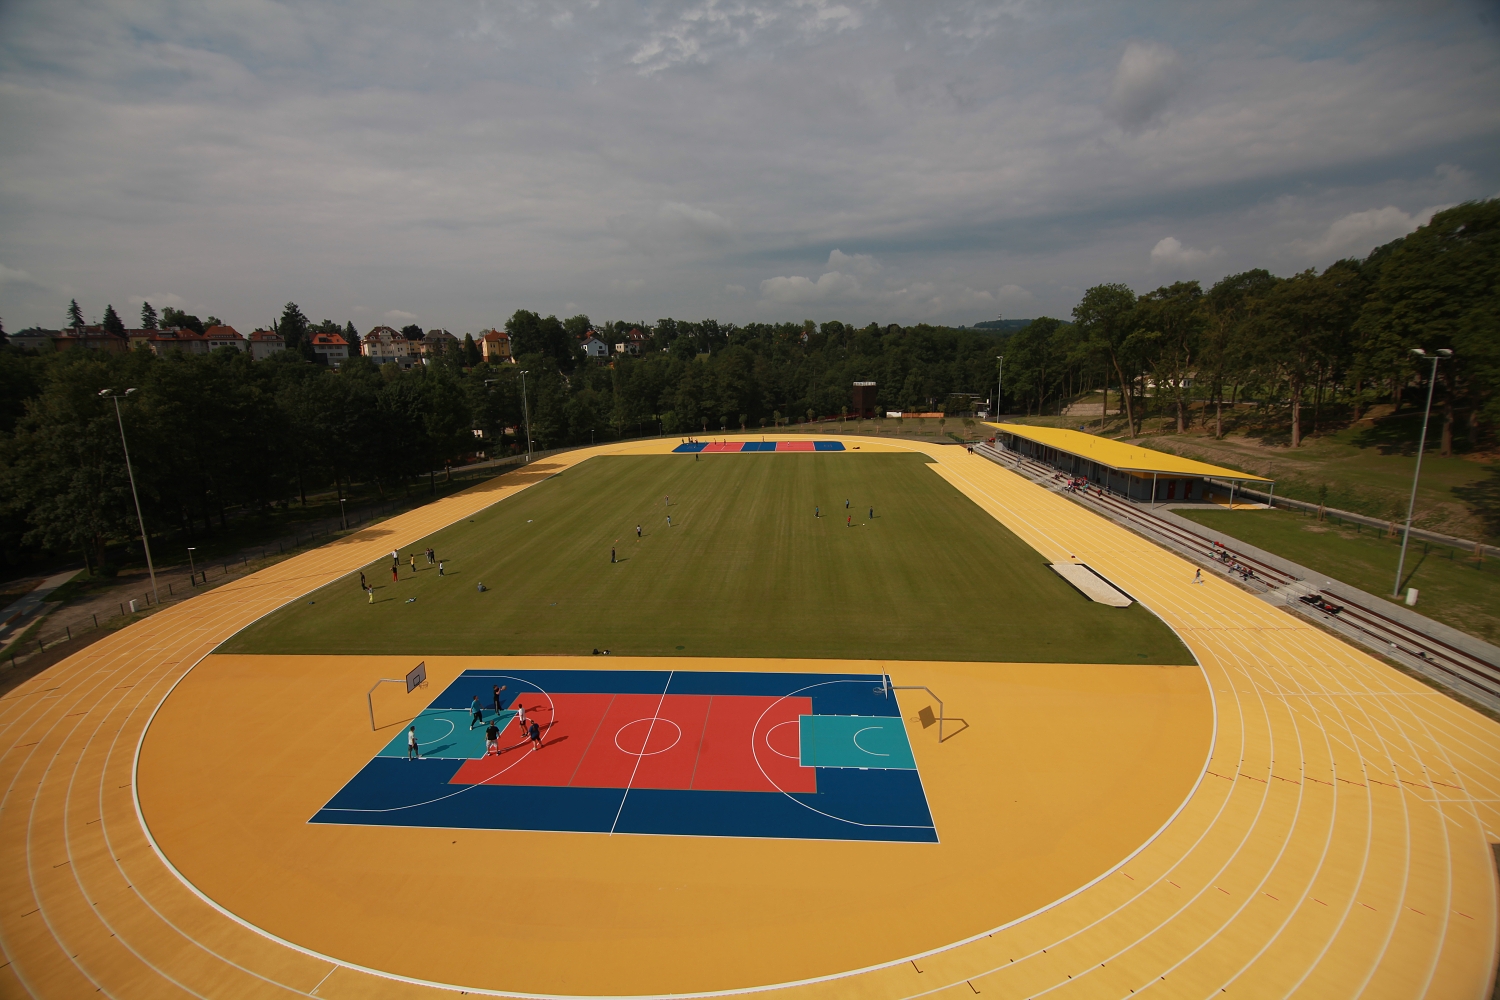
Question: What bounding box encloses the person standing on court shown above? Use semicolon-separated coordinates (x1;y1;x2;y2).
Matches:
367;584;375;604
492;684;506;714
485;720;500;756
869;506;874;519
359;570;367;592
611;545;617;563
666;514;672;527
407;726;420;759
528;719;543;750
391;563;398;584
438;559;445;576
470;695;484;730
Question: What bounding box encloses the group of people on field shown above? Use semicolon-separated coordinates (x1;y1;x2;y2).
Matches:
404;684;544;760
361;547;445;603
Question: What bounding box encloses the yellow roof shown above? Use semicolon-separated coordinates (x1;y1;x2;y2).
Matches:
989;423;1273;482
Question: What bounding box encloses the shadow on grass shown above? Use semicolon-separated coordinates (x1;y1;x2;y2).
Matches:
1452;464;1500;543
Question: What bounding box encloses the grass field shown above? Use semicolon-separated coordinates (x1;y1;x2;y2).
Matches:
1177;506;1500;645
222;453;1192;663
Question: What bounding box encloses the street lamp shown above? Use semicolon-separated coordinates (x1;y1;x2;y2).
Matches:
98;388;160;606
1392;348;1452;598
995;355;1004;418
338;496;347;531
518;370;532;463
187;546;197;586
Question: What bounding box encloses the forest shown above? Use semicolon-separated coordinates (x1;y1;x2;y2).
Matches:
0;199;1494;573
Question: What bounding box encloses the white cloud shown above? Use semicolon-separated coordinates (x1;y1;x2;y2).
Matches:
759;270;863;304
1149;236;1221;271
996;284;1037;314
1296;205;1448;259
385;309;418;322
1107;42;1183;131
827;249;880;275
0;264;44;286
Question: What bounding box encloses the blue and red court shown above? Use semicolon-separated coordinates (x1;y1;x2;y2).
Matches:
672;440;846;452
313;669;936;842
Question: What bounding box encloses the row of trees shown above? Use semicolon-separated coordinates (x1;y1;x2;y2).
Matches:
1;200;1494;571
1003;200;1498;454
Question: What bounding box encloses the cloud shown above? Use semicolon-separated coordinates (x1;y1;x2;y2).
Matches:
759;270;863;304
0;264;44;287
607;201;734;252
1107;42;1183;131
1296;204;1448;259
385;309;418;322
827;249;880;275
609;278;646;292
996;284;1037;314
1149;236;1221;271
724;284;746;295
629;0;864;75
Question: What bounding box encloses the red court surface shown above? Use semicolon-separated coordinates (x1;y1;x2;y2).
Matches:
775;440;815;451
450;693;816;792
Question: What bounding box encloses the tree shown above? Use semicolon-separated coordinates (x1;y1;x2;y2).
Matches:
462;333;481;368
102;305;126;338
1359;199;1500;451
1202;270;1276;438
140;302;158;330
1073;284;1140;435
279;302;310;353
67;299;84;329
345;321;359;346
1133;282;1204;433
160;308;205;334
400;324;424;341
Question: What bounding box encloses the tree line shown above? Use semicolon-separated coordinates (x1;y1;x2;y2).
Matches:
1004;200;1498;454
0;199;1493;572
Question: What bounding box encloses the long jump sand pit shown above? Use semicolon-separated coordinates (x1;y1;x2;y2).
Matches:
139;653;1211;996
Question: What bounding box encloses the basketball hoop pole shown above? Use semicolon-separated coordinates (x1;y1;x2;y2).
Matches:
891;685;947;742
367;678;405;731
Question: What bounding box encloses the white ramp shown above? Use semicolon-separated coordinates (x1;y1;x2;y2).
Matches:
1049;563;1133;607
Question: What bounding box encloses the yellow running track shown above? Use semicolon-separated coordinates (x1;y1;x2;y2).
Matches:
1;436;1497;999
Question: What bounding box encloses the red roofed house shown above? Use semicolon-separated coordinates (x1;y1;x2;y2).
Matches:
247;329;285;360
479;329;512;363
204;325;247;352
310;332;349;364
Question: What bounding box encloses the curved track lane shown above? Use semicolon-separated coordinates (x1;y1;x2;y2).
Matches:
0;437;1496;999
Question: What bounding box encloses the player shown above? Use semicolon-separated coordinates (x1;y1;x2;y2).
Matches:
636;524;642;539
492;684;506;713
485;720;500;756
470;695;484;730
529;719;543;750
406;726;420;760
409;553;417;574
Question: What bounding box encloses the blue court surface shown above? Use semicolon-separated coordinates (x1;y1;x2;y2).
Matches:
313;669;936;842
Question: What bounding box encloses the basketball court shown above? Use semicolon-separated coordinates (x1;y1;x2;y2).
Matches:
0;433;1496;999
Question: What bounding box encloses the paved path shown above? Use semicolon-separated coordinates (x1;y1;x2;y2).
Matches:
0;571;81;647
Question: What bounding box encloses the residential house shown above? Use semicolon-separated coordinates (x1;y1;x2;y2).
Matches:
418;329;459;359
247;329;285;360
9;328;58;352
204;325;247;352
361;325;412;367
53;325;129;354
310;332;350;364
479;328;512;363
131;327;210;355
613;327;648;356
581;335;609;360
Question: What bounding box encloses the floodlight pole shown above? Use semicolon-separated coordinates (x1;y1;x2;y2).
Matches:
100;389;159;606
995;355;1004;418
187;546;197;585
1393;349;1451;597
518;370;533;463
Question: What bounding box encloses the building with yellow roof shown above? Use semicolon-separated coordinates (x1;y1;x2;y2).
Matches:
988;422;1273;504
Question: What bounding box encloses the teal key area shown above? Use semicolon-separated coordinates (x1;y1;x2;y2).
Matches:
798;715;916;770
377;707;518;759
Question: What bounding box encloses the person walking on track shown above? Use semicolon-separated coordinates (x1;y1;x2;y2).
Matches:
407;726;420;759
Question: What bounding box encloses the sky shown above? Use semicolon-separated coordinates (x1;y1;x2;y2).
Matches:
1;0;1498;335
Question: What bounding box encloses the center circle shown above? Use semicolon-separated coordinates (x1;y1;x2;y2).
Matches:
613;717;682;756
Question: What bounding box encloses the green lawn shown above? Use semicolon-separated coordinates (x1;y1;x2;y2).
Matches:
222;454;1192;664
1176;507;1500;645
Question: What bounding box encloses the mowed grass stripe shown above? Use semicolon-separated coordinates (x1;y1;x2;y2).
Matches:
221;454;1194;663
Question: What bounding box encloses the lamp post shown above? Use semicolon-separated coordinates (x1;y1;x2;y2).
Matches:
1393;348;1452;598
995;355;1004;418
187;546;197;586
518;370;532;463
338;496;347;531
99;388;160;606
